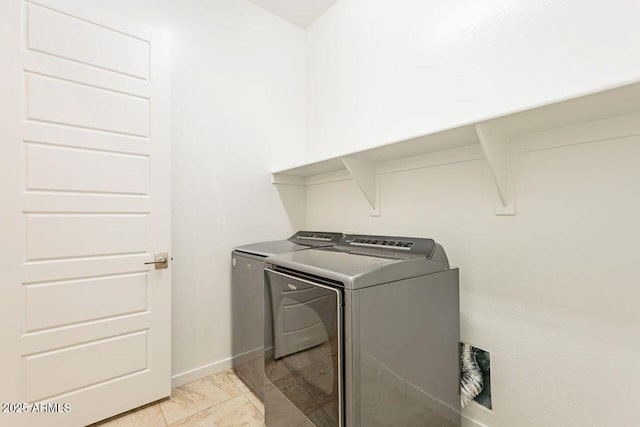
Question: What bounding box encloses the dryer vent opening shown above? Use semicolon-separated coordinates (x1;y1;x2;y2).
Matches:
460;343;492;410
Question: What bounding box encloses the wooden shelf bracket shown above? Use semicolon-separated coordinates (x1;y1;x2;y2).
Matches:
475;124;516;215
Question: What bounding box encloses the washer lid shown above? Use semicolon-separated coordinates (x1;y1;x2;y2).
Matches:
234;231;343;258
265;248;448;289
233;240;313;258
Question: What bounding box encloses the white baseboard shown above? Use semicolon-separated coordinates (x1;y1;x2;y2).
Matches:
462;414;489;427
171;347;262;388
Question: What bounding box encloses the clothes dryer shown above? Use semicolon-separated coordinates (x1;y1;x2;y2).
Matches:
264;234;460;426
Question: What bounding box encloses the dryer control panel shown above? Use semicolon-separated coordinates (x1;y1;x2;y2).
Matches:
349;237;414;250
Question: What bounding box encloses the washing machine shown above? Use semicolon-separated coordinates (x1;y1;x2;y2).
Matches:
263;234;460;426
230;231;343;394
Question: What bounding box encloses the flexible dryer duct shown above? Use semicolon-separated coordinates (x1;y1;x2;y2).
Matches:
460;343;484;408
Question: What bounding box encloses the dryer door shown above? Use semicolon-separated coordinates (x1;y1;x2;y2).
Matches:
265;268;343;426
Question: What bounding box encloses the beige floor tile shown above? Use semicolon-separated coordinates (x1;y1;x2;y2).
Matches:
244;390;264;415
160;374;239;424
211;370;251;396
92;402;167;427
169;395;264;427
91;368;267;427
224;369;251;394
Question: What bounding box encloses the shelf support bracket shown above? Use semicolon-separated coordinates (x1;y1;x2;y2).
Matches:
476;124;516;215
341;156;380;216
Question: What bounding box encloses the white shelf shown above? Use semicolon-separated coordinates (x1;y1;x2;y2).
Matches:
273;81;640;216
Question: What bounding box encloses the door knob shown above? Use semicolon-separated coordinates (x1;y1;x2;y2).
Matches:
145;252;169;269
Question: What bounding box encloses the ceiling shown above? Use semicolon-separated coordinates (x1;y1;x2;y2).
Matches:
247;0;338;28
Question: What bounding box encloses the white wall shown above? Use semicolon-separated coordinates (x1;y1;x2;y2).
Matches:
74;2;640;425
305;1;640;425
306;129;640;427
306;0;640;161
88;0;306;382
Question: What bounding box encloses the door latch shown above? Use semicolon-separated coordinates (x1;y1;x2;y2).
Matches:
145;252;169;270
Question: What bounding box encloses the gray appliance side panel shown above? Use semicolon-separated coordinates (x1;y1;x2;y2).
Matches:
344;289;359;427
263;382;315;427
405;269;460;425
351;269;461;427
231;252;269;393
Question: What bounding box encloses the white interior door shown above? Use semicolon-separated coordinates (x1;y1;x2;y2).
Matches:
0;1;171;425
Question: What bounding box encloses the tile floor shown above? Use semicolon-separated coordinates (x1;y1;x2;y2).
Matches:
91;354;456;427
91;367;264;427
